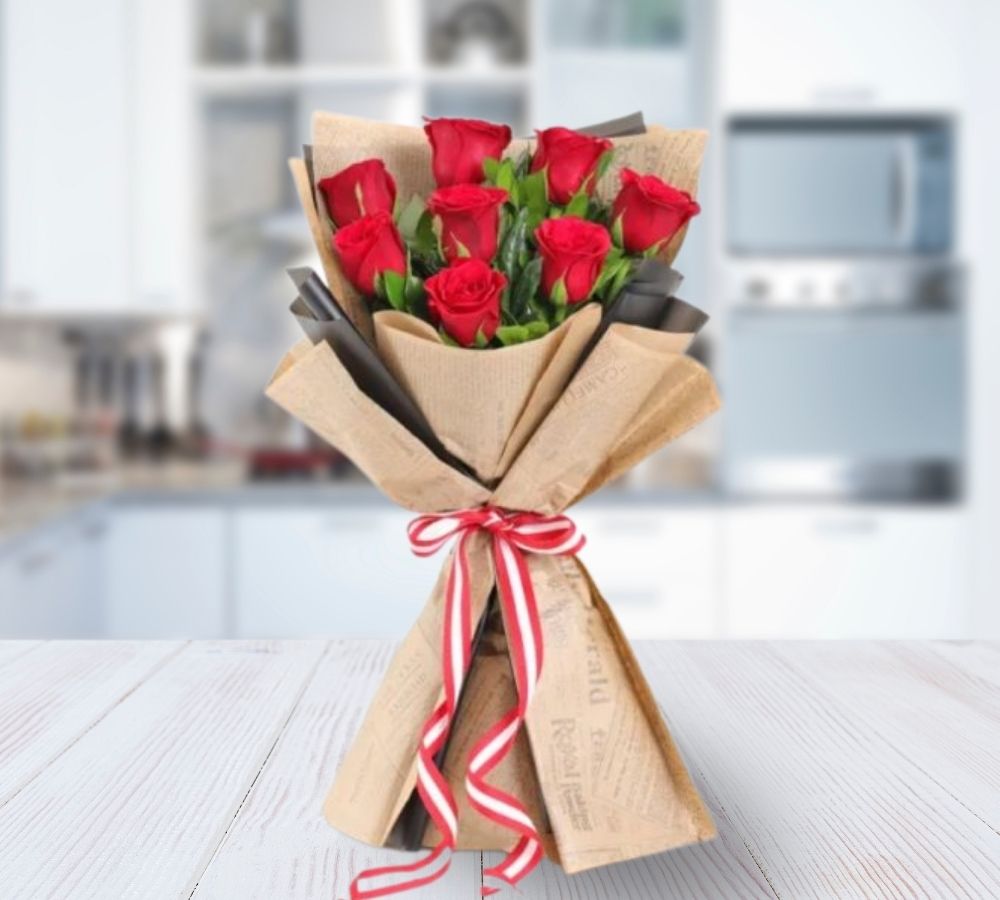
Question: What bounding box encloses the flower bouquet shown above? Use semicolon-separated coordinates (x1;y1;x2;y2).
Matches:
269;111;720;898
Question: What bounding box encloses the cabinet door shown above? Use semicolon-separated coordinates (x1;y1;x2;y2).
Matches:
718;0;964;110
234;507;440;638
105;507;228;638
723;506;968;638
572;506;721;639
131;0;193;312
1;0;130;311
0;513;103;638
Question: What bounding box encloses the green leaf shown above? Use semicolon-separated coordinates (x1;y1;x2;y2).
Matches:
453;237;471;259
592;248;625;296
397;194;426;240
473;329;489;349
382;269;407;311
499;206;530;282
564;190;589;218
438;328;459;347
608;257;635;299
519;170;548;219
551;277;569;306
611;213;625;248
596;148;615;182
524;319;549;339
496;324;529;346
509;256;542;320
482;156;501;183
496;159;516;194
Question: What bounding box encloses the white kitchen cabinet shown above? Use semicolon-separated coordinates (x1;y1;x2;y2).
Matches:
104;506;228;638
0;0;130;311
0;0;191;313
723;505;968;638
717;0;966;111
572;505;721;639
233;507;440;638
0;509;107;638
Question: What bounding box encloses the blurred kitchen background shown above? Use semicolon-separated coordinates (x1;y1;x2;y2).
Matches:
2;0;998;640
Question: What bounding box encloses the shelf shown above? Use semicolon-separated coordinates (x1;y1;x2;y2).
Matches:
193;63;533;95
193;65;412;94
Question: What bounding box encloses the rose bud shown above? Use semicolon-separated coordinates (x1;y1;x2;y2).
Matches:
317;159;397;228
424;117;513;187
530;127;612;205
535;216;612;304
425;259;506;347
428;184;508;264
332;211;407;297
612;168;701;254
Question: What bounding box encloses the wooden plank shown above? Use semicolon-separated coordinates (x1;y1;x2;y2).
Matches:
771;641;1000;836
0;640;182;803
0;640;42;669
925;640;1000;687
192;640;483;899
0;640;325;900
633;642;1000;899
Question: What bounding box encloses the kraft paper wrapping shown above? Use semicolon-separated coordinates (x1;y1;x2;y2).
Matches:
373;306;601;484
267;329;720;871
266;110;720;876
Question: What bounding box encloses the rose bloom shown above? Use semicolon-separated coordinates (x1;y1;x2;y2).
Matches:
318;159;396;228
530;127;612;205
425;259;506;346
428;184;508;264
332;211;406;296
612;168;701;254
535;216;611;304
424;117;512;187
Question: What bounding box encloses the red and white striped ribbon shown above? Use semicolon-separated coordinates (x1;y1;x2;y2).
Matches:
348;506;584;900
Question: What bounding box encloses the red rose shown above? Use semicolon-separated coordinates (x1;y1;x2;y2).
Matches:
535;216;611;304
530;127;612;205
331;211;406;296
428;184;508;264
612;168;701;254
317;159;396;228
424;117;512;187
425;259;505;346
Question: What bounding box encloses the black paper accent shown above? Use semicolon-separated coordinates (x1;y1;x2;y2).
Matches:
287;268;465;473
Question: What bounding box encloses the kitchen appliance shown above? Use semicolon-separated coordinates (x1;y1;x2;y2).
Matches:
722;115;964;501
728;116;953;257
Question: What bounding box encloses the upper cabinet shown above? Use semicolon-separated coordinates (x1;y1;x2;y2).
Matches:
716;0;967;112
0;0;192;314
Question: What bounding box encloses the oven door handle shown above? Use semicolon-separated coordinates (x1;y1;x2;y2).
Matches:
894;138;919;249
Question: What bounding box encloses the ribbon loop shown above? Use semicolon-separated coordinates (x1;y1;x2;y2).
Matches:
349;505;584;900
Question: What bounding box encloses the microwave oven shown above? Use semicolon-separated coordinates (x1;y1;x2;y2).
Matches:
727;117;953;256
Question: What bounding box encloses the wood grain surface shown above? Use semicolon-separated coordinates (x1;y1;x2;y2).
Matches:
0;640;998;899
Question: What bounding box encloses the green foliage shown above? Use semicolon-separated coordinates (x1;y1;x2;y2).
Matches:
508;256;542;321
381;269;407;311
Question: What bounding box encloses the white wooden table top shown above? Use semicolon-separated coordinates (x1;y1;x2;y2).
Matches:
0;640;998;899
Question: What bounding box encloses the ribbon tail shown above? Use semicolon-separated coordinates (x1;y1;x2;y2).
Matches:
349;843;450;900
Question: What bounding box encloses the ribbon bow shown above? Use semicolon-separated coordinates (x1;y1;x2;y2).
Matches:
350;506;585;899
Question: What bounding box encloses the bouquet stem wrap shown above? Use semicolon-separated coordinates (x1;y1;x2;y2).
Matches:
351;508;585;899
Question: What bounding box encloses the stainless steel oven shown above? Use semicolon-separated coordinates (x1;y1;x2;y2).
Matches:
721;116;964;501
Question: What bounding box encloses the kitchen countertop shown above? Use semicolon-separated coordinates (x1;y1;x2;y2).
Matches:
0;462;721;544
0;639;997;898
